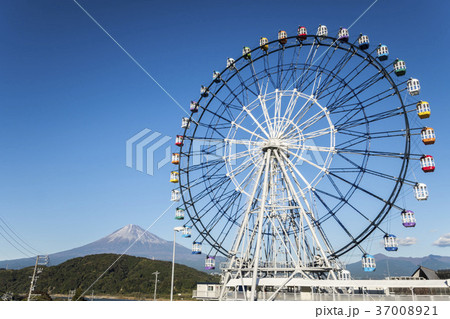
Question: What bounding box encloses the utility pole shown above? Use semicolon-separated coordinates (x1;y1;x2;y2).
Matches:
68;290;75;301
27;255;49;301
152;271;160;301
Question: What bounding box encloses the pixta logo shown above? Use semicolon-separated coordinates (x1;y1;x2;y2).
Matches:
126;129;231;175
126;129;171;176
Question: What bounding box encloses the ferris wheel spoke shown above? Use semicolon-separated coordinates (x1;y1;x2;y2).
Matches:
289;144;334;154
331;152;416;186
248;60;263;95
256;91;276;136
220;80;247;108
263;53;278;90
319;53;376;106
226;156;257;180
300;45;340;96
281;44;302;87
300;127;334;141
296;40;320;92
232;120;267;139
285;149;326;172
334;107;406;131
222;147;259;162
328;80;401;117
312;190;360;249
336;148;421;160
328;171;402;210
278;151;313;191
235;71;257;104
296;108;326;131
182;159;224;174
241;105;271;138
313;46;356;99
196;187;241;229
325;73;387;112
280;89;301;123
282;95;316;133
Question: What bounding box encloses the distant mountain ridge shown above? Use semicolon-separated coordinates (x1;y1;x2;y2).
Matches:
0;225;220;271
1;225;448;278
346;253;450;279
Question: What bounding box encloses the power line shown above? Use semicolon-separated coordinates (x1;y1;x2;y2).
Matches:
0;217;42;255
0;225;33;258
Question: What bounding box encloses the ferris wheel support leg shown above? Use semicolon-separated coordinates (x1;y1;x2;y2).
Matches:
219;153;267;301
275;150;337;280
250;149;272;301
267;270;298;301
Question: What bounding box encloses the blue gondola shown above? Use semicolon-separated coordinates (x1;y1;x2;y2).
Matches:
362;254;376;272
377;44;389;61
384;234;399;252
182;226;192;238
192;242;202;254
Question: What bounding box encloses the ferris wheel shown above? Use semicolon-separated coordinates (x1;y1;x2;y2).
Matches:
169;25;435;298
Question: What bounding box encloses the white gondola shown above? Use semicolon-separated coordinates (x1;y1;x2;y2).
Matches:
171;189;181;202
213;71;221;83
181;117;190;129
227;58;236;70
317;24;328;38
358;34;369;50
190;100;199;113
182;226;192;238
414;183;428;201
384;234;398;252
200;85;209;97
192;242;202;254
338;270;351;280
407;78;420;96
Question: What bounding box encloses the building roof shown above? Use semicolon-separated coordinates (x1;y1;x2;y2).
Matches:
412;266;440;280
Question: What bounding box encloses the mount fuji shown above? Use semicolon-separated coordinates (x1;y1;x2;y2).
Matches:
0;225;215;271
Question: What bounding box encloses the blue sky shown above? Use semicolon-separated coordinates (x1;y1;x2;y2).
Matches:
0;0;449;262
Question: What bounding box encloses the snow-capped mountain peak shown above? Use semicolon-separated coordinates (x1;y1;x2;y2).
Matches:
104;224;167;245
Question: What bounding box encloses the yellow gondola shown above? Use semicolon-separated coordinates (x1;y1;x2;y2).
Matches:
170;171;179;183
260;37;269;51
417;101;430;119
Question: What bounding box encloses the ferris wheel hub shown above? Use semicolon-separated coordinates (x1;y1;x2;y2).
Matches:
261;138;288;152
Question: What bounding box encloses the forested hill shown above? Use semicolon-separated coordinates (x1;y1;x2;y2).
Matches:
0;254;218;300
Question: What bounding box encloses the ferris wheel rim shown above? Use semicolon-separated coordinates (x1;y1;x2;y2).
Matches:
177;33;411;258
